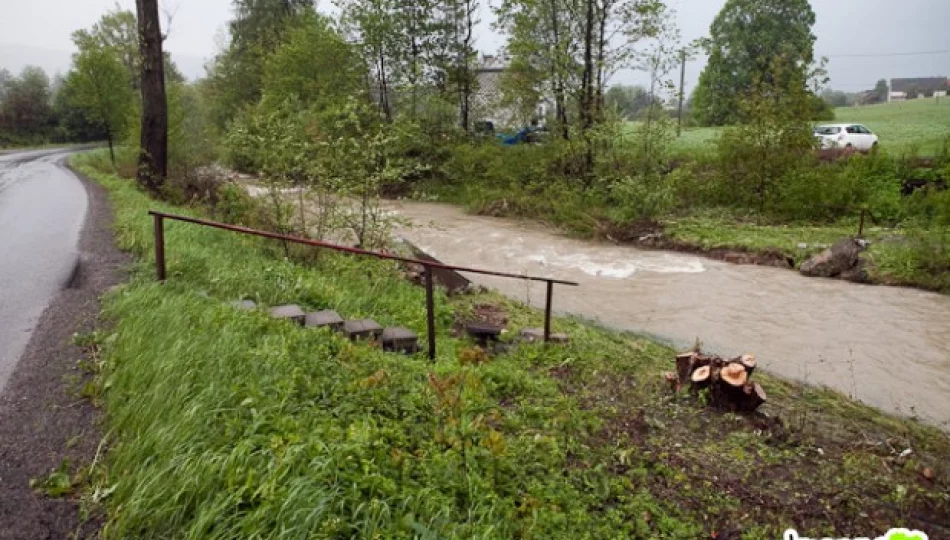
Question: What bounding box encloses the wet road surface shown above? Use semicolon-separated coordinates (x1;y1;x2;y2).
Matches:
0;149;88;392
392;201;950;428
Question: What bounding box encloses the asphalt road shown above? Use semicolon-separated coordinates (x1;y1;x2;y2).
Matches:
0;149;88;393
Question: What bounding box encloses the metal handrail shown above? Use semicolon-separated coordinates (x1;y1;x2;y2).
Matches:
149;211;579;360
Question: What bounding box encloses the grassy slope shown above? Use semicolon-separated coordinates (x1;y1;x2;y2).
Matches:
664;98;950;155
74;153;950;539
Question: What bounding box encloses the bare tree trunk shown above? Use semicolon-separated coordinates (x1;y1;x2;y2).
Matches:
548;0;569;140
135;0;167;193
595;1;609;122
459;0;474;131
377;50;392;121
581;0;596;177
107;130;115;167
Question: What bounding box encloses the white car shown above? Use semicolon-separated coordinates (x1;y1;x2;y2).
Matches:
814;124;879;151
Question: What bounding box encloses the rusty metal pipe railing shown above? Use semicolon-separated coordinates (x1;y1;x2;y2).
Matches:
149;211;579;360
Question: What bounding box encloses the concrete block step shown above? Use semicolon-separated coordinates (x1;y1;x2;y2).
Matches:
270;304;306;326
465;322;503;346
231;300;257;311
381;327;420;354
305;310;344;331
341;319;383;341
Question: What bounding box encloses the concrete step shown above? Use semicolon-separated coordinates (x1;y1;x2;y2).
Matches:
231;300;257;311
465;322;503;346
305;310;344;331
520;328;570;344
341;319;383;341
381;327;420;354
270;304;306;326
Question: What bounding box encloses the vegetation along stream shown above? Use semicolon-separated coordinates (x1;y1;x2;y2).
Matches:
393;200;950;428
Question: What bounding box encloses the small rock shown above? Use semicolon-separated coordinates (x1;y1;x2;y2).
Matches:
796;243;808;250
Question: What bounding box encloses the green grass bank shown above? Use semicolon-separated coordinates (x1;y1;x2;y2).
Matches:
73;151;950;539
666;98;950;156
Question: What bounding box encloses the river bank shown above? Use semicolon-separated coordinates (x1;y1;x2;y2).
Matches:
391;200;950;429
67;150;950;538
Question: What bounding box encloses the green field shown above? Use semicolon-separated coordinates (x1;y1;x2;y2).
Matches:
665;98;950;155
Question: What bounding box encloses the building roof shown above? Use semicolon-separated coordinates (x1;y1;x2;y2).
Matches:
890;77;949;93
477;54;511;73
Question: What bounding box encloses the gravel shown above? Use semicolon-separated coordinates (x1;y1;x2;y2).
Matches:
0;163;129;539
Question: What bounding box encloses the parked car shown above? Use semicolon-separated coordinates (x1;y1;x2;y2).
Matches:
813;124;879;151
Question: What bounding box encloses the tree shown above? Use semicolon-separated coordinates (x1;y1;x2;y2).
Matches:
207;0;313;128
604;84;652;119
73;5;140;90
495;0;667;139
136;0;168;192
872;79;889;103
820;88;850;108
67;46;135;165
692;0;818;126
0;67;54;139
73;5;185;92
262;12;364;110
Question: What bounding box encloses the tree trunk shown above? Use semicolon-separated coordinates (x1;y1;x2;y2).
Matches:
581;0;594;131
459;0;474;132
548;0;569;140
377;50;392;121
581;0;596;177
107;130;115;167
594;1;608;122
669;352;767;412
135;0;167;193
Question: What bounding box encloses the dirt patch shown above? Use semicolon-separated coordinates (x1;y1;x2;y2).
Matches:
0;164;129;539
574;371;950;538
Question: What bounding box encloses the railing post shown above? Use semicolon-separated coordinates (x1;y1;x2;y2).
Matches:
544;280;553;342
154;213;166;282
424;265;436;361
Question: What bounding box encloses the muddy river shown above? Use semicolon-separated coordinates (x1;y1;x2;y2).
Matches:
391;201;950;428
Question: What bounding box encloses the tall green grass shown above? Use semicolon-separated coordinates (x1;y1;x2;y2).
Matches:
75;156;698;538
75;152;950;538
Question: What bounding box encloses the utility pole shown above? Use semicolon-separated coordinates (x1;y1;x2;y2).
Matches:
676;48;686;138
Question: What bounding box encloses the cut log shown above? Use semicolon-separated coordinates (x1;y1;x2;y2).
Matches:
676;351;698;384
720;363;748;387
663;371;680;393
739;382;767;412
739;353;757;376
670;350;766;413
690;365;711;391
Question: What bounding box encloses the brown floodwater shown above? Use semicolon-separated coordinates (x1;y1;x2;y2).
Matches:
391;200;950;428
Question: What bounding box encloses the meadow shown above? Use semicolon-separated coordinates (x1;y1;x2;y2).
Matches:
664;97;950;156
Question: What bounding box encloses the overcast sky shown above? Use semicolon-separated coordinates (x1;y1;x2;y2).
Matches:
1;0;948;95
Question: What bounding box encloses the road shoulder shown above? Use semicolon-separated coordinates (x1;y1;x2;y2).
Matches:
0;161;130;539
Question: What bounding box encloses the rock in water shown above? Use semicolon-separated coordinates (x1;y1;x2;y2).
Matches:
799;239;863;278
